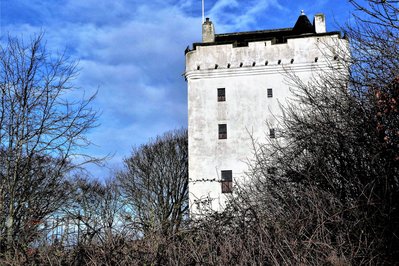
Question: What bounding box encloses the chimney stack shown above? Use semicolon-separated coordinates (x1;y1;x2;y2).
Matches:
313;13;326;33
202;18;215;43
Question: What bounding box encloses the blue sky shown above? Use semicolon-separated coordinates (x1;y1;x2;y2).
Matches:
0;0;358;178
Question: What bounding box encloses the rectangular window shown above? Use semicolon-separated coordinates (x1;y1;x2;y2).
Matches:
218;124;227;139
267;167;277;175
267;88;273;98
221;170;233;193
218;88;225;102
269;128;275;138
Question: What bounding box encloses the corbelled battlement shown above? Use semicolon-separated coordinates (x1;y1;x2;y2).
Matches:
187;13;330;51
185;33;347;75
185;13;347;75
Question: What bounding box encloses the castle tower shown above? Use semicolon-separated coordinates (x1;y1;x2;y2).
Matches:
184;12;348;215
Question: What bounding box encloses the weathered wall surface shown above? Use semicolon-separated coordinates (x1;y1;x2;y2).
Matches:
186;34;348;215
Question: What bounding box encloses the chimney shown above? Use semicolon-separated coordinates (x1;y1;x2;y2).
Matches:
313;13;326;33
202;18;215;43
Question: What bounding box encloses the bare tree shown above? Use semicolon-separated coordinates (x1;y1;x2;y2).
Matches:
117;129;188;237
51;176;127;265
234;0;399;264
0;34;98;260
151;1;399;265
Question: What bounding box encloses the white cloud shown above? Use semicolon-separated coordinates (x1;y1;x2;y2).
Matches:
209;0;240;14
206;0;287;32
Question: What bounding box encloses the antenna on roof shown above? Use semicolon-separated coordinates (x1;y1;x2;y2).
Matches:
202;0;205;24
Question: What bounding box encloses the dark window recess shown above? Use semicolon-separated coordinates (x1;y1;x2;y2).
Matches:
269;128;276;138
221;170;233;193
218;88;226;101
267;167;277;175
219;124;227;139
267;88;273;98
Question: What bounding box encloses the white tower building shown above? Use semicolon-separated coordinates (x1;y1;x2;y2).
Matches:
184;12;348;215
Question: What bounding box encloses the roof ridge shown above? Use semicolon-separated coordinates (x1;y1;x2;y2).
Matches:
215;27;293;37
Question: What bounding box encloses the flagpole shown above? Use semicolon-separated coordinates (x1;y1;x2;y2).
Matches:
202;0;205;23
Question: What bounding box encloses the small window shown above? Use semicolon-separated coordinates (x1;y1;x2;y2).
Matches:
267;167;277;175
221;170;233;193
269;128;276;138
218;88;225;102
218;124;227;139
267;88;273;98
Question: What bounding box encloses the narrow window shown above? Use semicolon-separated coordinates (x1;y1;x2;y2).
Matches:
218;124;227;139
267;167;277;175
269;128;276;138
221;170;233;193
267;88;273;98
218;88;225;102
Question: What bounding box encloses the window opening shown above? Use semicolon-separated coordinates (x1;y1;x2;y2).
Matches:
221;170;233;193
219;124;227;139
267;88;273;98
269;128;276;138
267;167;277;175
218;88;225;102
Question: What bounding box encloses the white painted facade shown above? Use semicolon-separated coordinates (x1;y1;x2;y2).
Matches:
185;14;348;215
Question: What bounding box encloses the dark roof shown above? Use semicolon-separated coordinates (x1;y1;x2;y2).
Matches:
189;13;343;52
292;14;314;34
213;28;293;47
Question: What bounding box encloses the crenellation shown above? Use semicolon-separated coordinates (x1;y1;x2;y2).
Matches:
187;55;341;75
186;34;345;73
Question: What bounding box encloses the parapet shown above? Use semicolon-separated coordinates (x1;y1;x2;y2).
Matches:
186;12;343;52
184;12;348;75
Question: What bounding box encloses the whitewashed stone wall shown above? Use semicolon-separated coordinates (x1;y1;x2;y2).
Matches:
185;25;348;216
